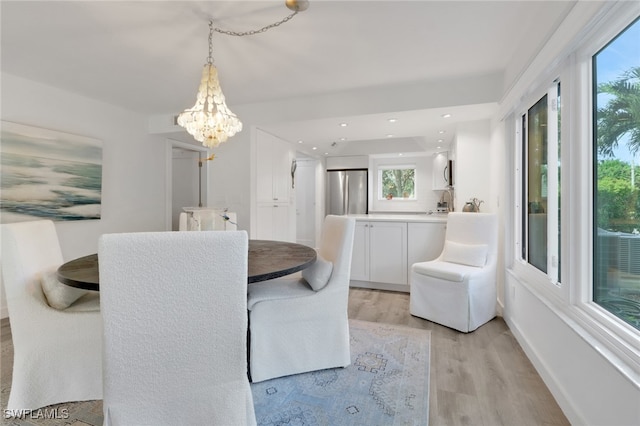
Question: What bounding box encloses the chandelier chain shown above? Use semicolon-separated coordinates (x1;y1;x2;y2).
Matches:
212;11;298;37
207;21;214;63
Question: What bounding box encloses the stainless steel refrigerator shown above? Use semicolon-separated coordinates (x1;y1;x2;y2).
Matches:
326;169;368;215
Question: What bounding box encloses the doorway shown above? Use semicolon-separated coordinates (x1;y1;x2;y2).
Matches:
171;144;208;231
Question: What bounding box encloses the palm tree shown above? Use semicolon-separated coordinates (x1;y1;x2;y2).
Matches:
596;66;640;157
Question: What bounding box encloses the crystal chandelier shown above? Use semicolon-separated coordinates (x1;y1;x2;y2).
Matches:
177;21;241;148
177;1;309;148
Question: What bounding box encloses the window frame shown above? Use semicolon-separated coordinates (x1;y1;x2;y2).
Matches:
518;86;561;285
514;80;566;304
510;4;640;378
376;164;417;201
575;11;640;357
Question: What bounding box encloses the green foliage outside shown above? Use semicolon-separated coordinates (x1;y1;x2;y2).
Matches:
382;169;415;198
596;66;640;157
596;66;640;233
596;159;638;232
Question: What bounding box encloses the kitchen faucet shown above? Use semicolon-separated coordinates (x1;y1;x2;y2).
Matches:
441;187;454;212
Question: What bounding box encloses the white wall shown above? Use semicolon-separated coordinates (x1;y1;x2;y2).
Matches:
505;273;640;425
326;155;369;170
204;128;251;231
453;120;492;212
490;118;507;313
1;72;168;318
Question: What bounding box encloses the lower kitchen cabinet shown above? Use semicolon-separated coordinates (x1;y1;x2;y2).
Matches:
350;219;446;292
350;221;370;281
350;221;407;287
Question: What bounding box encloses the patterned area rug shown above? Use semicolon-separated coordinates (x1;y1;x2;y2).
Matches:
252;320;430;426
1;320;429;426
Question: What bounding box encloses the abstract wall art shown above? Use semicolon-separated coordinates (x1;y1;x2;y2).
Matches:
1;121;102;223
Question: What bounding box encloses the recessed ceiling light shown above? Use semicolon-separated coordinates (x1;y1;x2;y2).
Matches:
398;153;403;156
340;137;347;141
297;140;303;144
437;139;444;143
339;123;348;127
441;113;452;118
386;134;394;138
312;147;317;150
437;146;441;149
388;118;397;123
439;130;446;134
324;152;329;155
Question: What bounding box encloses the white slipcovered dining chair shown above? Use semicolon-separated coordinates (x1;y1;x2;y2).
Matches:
0;220;102;412
410;212;498;333
99;230;256;426
247;215;356;382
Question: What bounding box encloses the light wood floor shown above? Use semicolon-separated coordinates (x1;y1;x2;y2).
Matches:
1;288;569;426
348;287;570;426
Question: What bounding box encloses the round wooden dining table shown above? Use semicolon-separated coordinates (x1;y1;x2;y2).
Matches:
57;239;317;291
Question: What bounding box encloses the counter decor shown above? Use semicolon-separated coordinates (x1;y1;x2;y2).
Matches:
462;198;484;212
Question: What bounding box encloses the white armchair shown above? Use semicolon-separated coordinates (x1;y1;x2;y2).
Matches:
247;215;356;382
410;212;498;333
0;220;102;411
99;230;256;425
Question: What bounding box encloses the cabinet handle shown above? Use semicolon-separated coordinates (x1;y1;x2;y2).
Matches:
273;205;278;207
273;198;278;201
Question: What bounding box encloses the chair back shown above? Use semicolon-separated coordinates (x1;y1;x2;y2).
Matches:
1;220;103;411
443;212;498;263
99;230;255;425
1;220;63;316
318;215;356;289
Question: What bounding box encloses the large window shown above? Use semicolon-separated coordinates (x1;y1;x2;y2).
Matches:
521;83;561;285
592;17;640;331
377;166;415;200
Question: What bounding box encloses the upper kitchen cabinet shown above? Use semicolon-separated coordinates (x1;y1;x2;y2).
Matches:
432;151;452;190
257;130;293;204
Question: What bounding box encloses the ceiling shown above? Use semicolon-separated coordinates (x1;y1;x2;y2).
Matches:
1;0;576;157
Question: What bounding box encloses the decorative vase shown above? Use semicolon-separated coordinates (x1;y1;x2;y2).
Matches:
463;202;477;212
463;198;484;212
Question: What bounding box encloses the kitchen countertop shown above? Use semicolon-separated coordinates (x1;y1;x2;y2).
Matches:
347;213;448;223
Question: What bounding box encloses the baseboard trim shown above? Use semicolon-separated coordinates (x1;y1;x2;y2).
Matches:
349;280;409;293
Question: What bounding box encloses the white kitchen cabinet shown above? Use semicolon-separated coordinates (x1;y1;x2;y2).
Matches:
350;221;407;286
256;204;292;241
432;151;450;190
407;222;447;277
349;216;447;292
256;129;295;241
257;130;292;204
350;221;370;281
370;221;407;285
